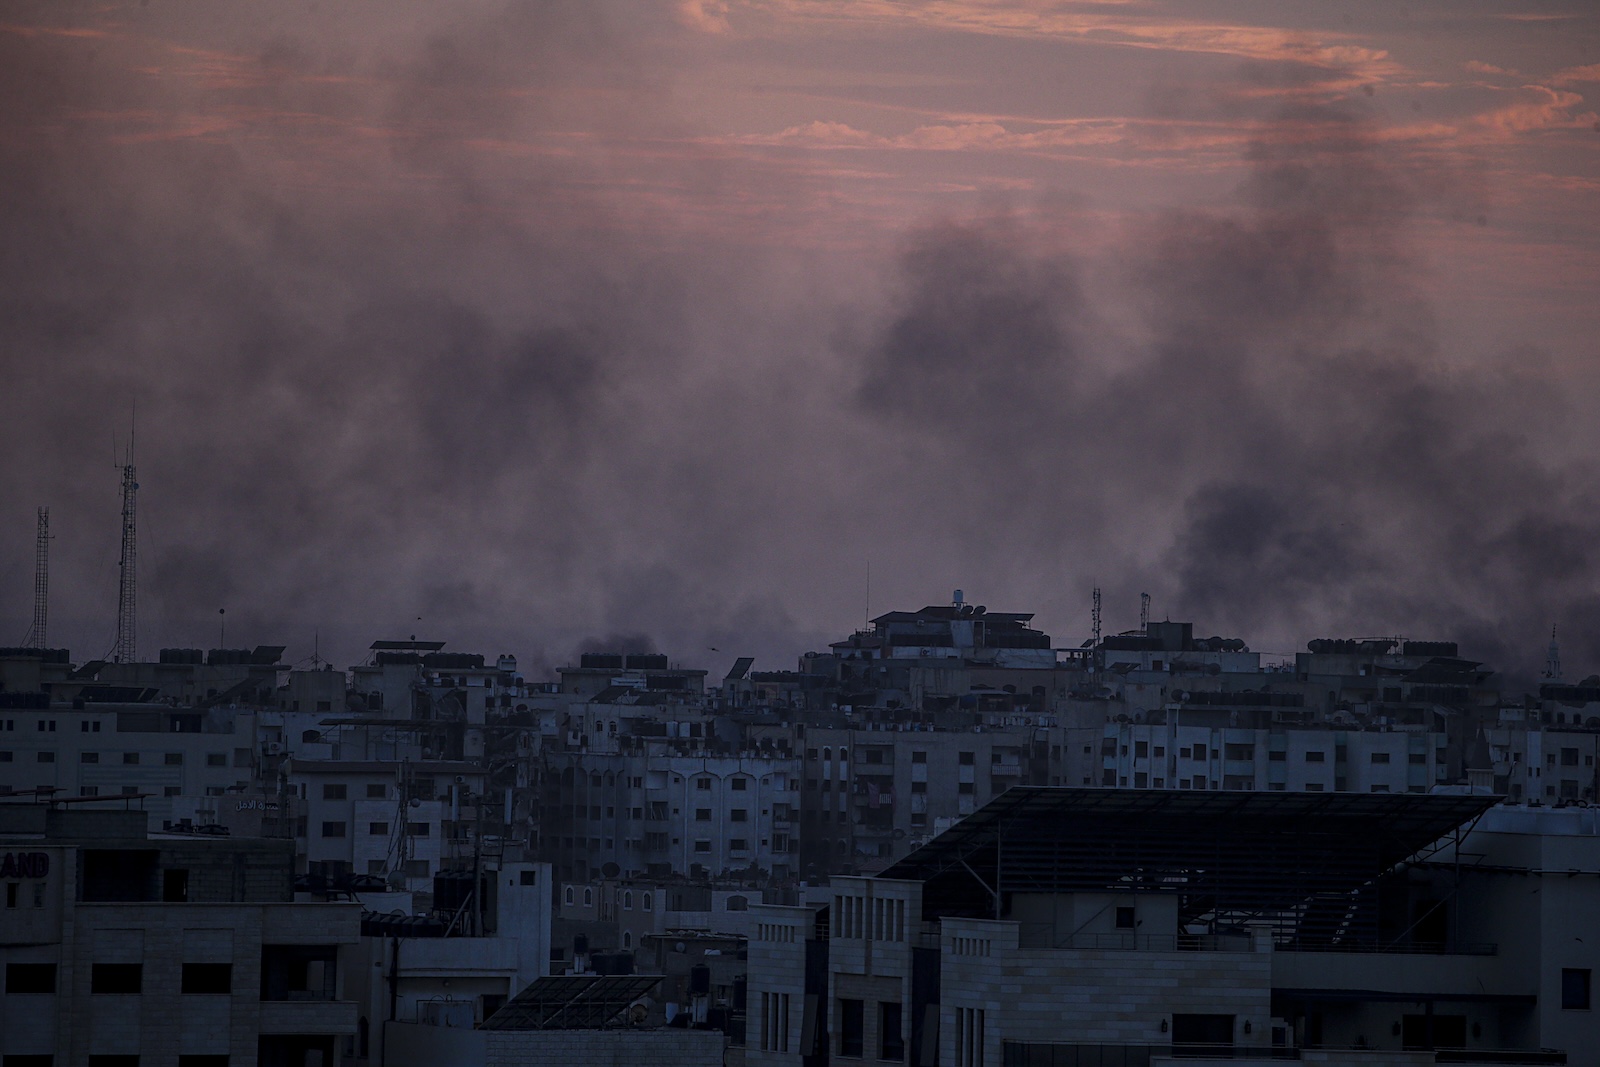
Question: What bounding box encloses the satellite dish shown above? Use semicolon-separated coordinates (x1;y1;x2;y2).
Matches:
602;862;621;879
409;798;421;808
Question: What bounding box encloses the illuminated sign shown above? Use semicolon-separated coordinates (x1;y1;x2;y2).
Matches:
236;799;280;811
0;851;49;879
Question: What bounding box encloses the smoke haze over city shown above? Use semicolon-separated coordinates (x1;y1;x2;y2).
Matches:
3;1;1599;683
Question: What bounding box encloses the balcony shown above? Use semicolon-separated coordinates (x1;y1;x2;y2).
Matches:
258;999;359;1035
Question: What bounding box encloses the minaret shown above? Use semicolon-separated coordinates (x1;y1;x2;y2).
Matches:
1544;625;1562;684
24;507;49;649
113;439;138;664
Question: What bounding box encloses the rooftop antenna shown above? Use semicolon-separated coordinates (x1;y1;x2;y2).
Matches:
112;409;138;664
23;507;50;649
1139;592;1150;635
1091;585;1102;647
1545;624;1562;684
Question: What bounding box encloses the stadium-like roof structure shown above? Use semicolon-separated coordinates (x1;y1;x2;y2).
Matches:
880;787;1498;945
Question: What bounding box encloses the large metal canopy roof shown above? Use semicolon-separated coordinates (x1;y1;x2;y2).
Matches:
880;787;1498;938
481;974;662;1030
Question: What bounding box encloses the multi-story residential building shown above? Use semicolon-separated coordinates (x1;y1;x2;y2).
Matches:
287;757;489;890
538;747;799;883
345;860;552;1065
798;725;1043;876
0;801;361;1067
0;701;259;827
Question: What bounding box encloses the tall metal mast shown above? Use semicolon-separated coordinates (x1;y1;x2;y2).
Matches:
1091;586;1102;647
24;507;49;649
113;432;138;664
1139;592;1150;634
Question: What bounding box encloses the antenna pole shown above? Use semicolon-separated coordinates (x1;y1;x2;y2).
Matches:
113;425;138;664
1091;586;1102;648
25;507;50;649
1139;592;1150;634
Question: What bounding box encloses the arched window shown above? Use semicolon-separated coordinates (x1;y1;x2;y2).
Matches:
623;930;633;949
564;886;574;906
624;890;633;910
726;895;749;912
609;721;618;734
583;887;593;907
823;747;832;762
643;892;653;912
302;729;320;743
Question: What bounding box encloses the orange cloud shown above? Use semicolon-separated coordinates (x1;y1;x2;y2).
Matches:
1550;64;1600;87
748;0;1400;79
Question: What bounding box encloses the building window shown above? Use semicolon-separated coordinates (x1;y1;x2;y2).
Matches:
5;962;56;993
696;777;712;790
81;751;99;763
91;963;143;994
584;888;594;906
123;752;139;764
623;891;633;910
320;821;346;838
368;822;389;836
165;753;183;765
367;783;387;798
694;840;712;853
731;809;748;822
731;778;748;791
958;752;974;766
839;997;864;1057
955;1007;985;1067
880;1001;904;1061
1564;968;1592;1010
730;839;749;852
1304;751;1325;763
1370;752;1391;764
181;963;232;994
37;751;53;763
406;822;429;837
643;892;653;911
564;887;575;906
695;808;712;821
1115;906;1136;929
323;784;347;800
204;753;226;767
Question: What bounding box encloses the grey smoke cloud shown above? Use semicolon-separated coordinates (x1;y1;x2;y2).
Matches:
1;5;1594;688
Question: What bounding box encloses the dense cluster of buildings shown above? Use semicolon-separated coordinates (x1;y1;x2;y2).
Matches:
5;593;1600;1065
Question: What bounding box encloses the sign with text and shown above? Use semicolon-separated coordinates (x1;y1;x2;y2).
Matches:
0;851;49;879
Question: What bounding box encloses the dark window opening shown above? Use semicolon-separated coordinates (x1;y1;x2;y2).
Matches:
1564;968;1592;1010
5;962;56;993
91;963;143;994
879;1001;904;1061
163;868;189;903
839;998;864;1057
1115;906;1136;929
182;963;233;994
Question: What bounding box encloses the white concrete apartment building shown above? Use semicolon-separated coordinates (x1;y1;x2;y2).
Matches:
798;725;1039;876
0;704;258;828
288;758;487;889
540;749;800;883
344;860;552;1065
0;803;361;1067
